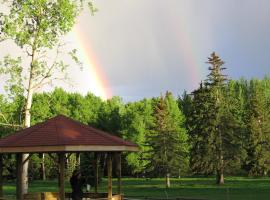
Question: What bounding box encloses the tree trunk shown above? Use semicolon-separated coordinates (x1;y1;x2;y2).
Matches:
22;75;34;194
216;124;224;185
216;170;224;185
21;154;29;194
216;154;225;185
40;153;46;180
166;173;170;188
216;152;225;185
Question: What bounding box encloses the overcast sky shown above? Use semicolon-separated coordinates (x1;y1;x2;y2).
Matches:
1;0;270;102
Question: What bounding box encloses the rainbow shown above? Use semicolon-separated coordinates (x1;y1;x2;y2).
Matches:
68;26;111;100
164;5;207;89
173;21;203;89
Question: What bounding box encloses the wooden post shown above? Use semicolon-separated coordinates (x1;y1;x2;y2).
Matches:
16;153;23;200
0;154;3;198
39;153;46;180
76;153;80;167
116;152;122;195
58;153;65;200
94;152;99;194
107;153;112;200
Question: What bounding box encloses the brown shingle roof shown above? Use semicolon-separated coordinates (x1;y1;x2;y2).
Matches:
0;115;138;153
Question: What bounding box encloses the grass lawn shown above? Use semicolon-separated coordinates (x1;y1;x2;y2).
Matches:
2;177;270;200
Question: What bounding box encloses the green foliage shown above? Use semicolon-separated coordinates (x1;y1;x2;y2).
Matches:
146;92;189;178
97;96;124;135
1;0;79;48
189;83;217;174
0;56;23;98
244;80;270;176
189;52;244;184
121;99;154;175
0;93;23;136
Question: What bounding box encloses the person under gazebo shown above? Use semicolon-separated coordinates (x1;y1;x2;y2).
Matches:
70;169;85;200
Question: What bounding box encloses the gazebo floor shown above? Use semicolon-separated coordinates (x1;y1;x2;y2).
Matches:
23;192;122;200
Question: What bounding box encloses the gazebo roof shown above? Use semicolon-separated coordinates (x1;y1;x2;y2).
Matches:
0;115;138;153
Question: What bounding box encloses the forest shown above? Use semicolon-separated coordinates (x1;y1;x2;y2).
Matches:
1;1;270;200
1;52;270;187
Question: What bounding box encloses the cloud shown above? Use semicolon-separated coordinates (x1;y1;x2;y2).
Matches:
1;0;270;101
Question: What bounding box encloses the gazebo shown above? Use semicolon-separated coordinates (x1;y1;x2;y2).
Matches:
0;115;138;200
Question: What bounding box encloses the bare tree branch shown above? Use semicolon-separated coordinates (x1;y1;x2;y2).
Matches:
33;77;72;92
31;42;67;90
0;112;23;128
0;112;9;124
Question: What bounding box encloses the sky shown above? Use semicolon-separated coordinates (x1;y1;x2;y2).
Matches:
1;0;270;102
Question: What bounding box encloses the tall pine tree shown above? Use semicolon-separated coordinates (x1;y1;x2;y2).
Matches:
190;52;243;184
146;92;189;188
244;80;270;176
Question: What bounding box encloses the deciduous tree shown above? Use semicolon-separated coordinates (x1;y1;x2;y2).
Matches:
0;0;96;193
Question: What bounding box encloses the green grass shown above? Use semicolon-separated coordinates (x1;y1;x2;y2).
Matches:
3;177;270;200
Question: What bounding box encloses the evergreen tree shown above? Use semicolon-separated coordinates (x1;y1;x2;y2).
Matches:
146;92;189;188
207;52;227;184
190;83;216;175
244;80;270;176
190;52;243;184
178;91;193;132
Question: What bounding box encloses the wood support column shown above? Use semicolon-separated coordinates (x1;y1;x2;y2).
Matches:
39;153;46;181
76;153;80;167
16;153;23;200
58;152;65;200
94;152;99;194
116;152;122;195
0;154;3;198
107;153;112;200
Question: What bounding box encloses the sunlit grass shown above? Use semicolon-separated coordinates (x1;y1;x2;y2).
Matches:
3;177;270;200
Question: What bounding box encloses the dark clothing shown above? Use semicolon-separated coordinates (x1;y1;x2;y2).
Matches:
70;173;84;200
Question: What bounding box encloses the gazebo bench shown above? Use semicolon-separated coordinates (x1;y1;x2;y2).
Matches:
23;192;123;200
23;192;58;200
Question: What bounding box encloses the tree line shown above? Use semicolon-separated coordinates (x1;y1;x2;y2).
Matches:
1;53;270;187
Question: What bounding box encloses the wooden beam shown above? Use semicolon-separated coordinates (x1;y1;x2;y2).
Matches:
94;152;99;194
0;145;139;153
0;154;3;198
76;153;80;167
107;153;112;200
116;152;122;195
16;153;23;200
58;152;65;200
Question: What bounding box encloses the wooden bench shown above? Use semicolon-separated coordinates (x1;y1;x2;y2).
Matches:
23;192;58;200
23;192;122;200
23;193;42;200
